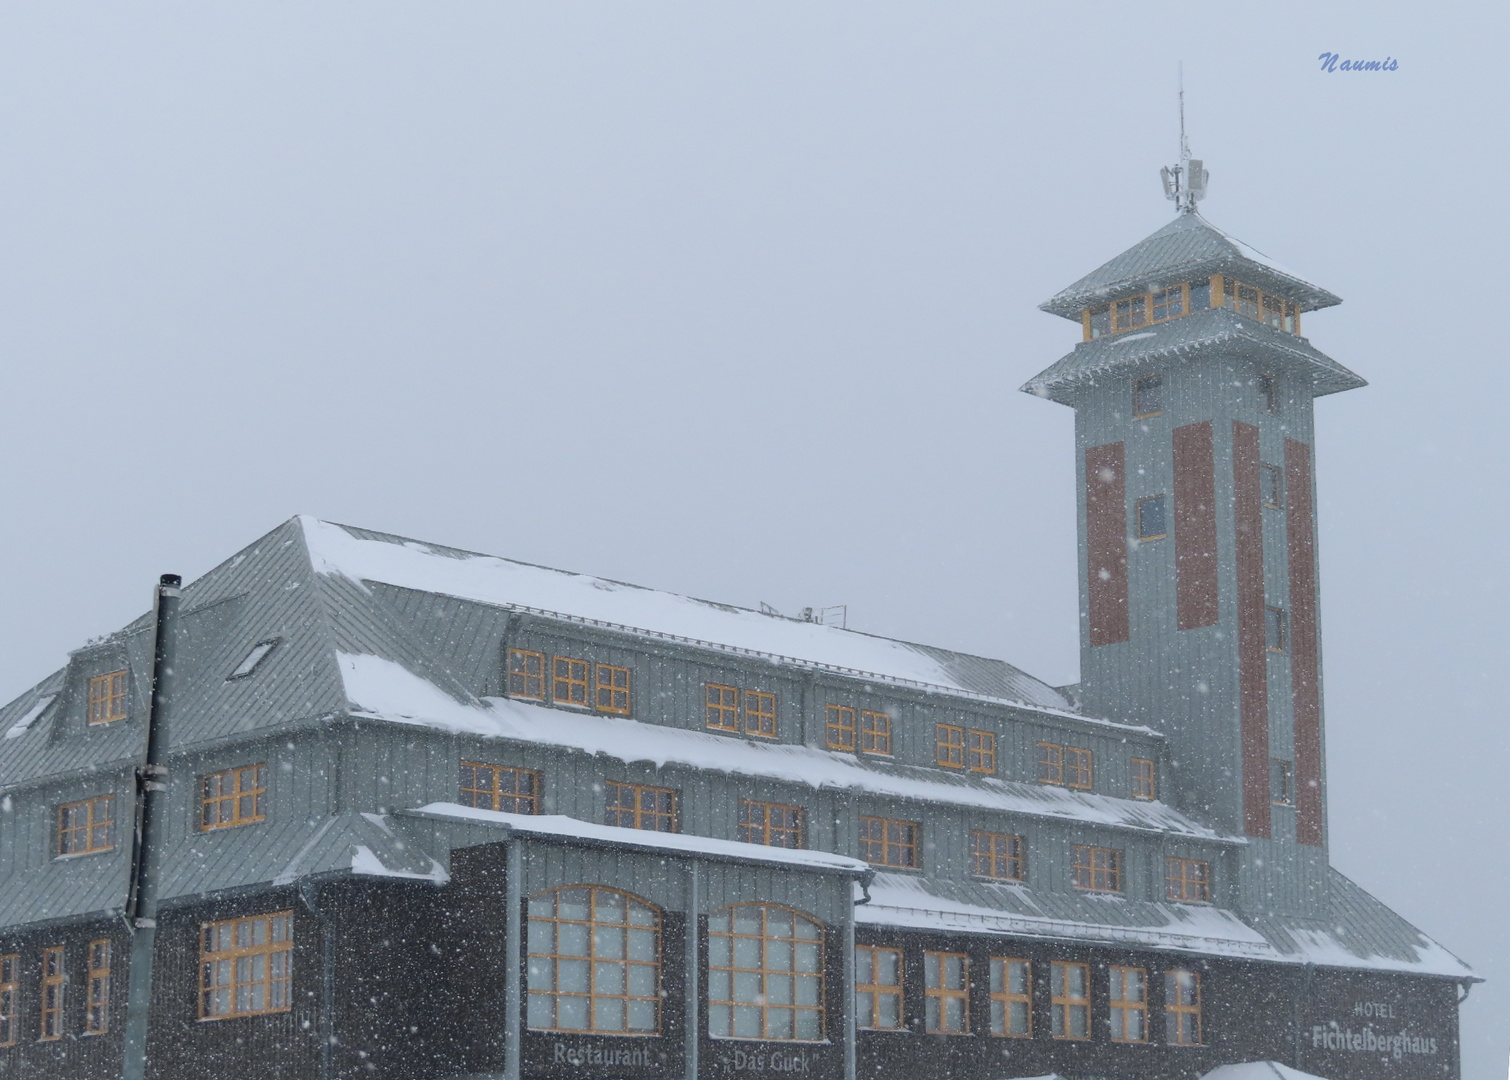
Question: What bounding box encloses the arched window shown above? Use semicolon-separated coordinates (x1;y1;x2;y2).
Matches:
526;887;660;1034
708;903;824;1041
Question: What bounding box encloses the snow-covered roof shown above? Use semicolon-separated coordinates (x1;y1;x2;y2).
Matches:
1202;1063;1332;1080
341;652;1226;843
1039;212;1341;320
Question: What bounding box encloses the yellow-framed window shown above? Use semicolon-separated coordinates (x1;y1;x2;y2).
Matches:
460;762;541;814
604;782;675;832
1066;747;1093;790
825;705;855;751
859;710;891;755
708;903;825;1042
1114;294;1147;331
1151;284;1185;321
1165;858;1211;903
1261;292;1285;329
200;912;293;1019
1236;282;1261;318
40;946;64;1041
58;795;115;855
1131;757;1156;800
1109;966;1147;1043
595;664;630;715
744;690;777;738
738;799;803;849
85;939;111;1035
508;648;546;699
989;957;1031;1037
552;657;590;706
1036;742;1063;785
1165;970;1202;1045
0;953;16;1047
1049;960;1089;1040
1070;845;1121;892
967;730;995;773
858;816;918;869
924;952;968;1034
854;945;903;1031
706;684;740;732
201;764;267;830
969;831;1024;881
88;670;128;725
526;886;661;1035
935;724;965;768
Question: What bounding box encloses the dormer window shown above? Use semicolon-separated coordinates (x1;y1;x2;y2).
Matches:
1217;276;1301;335
87;671;127;726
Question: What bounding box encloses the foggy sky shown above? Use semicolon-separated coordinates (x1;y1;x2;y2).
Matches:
0;3;1504;1074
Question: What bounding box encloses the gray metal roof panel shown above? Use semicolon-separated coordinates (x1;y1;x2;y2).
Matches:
1039;212;1342;320
1021;306;1367;405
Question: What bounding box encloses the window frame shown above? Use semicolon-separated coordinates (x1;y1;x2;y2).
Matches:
1165;858;1211;904
1065;747;1094;791
1266;606;1288;652
858;816;919;869
58;795;115;856
1260;463;1283;509
1049;960;1090;1041
924;951;969;1035
1136;494;1168;541
1108;965;1148;1044
85;939;111;1035
603;781;676;833
552;657;590;707
989;957;1032;1038
825;705;855;751
969;831;1025;882
1131;757;1157;800
87;670;128;725
967;729;995;774
40;946;64;1041
201;764;267;831
935;724;965;769
526;886;661;1035
743;690;777;738
1271;758;1294;806
0;953;15;1047
460;761;541;815
737;799;803;849
708;903;825;1043
706;684;740;732
1133;374;1164;418
854;945;904;1031
858;710;891;755
595;663;631;715
227;639;280;681
199;912;294;1020
1165;970;1203;1046
1257;373;1281;415
1070;844;1122;892
508;648;546;700
1036;742;1063;785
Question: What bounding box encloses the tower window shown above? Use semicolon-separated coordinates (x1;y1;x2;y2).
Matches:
1271;759;1294;805
1260;464;1283;509
1261;294;1285;329
1133;374;1163;417
1136;495;1167;540
1217;277;1300;336
1236;283;1261;318
1114;295;1147;331
1151;285;1184;321
1258;374;1280;415
1265;607;1288;652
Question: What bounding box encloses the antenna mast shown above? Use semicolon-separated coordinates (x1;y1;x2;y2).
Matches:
1161;64;1208;214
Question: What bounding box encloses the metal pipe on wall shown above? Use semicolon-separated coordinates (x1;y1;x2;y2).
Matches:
504;838;524;1080
684;861;700;1080
121;573;182;1080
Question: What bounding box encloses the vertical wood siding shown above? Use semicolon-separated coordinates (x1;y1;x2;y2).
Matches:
1232;421;1270;839
1084;442;1129;646
1286;438;1324;847
1173;421;1219;630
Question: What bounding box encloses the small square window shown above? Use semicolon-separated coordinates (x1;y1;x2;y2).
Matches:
1271;759;1294;805
1036;743;1063;785
1260;465;1283;509
508;649;545;700
826;705;856;751
1137;495;1167;540
1152;284;1184;321
1133;375;1163;418
859;710;891;755
1114;295;1148;332
1265;607;1287;653
1065;747;1093;790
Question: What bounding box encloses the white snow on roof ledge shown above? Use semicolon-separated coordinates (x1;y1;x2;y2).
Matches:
408;803;872;875
1201;1063;1331;1080
337;653;1227;842
350;844;450;885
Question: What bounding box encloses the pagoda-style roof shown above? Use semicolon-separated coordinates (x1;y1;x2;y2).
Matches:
1039;212;1342;321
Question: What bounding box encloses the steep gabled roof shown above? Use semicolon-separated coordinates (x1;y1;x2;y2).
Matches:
1039;212;1342;321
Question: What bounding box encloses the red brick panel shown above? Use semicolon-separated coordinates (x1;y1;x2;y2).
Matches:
1287;438;1324;847
1173;421;1219;630
1085;442;1129;647
1233;422;1271;839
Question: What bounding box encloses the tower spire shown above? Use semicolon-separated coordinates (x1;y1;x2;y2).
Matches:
1161;64;1208;214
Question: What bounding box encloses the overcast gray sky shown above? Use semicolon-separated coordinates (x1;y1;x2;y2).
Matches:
1;2;1505;1074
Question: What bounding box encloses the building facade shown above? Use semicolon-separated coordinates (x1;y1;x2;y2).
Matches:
0;200;1472;1080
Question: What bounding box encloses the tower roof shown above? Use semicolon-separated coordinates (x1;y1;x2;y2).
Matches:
1038;212;1341;321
